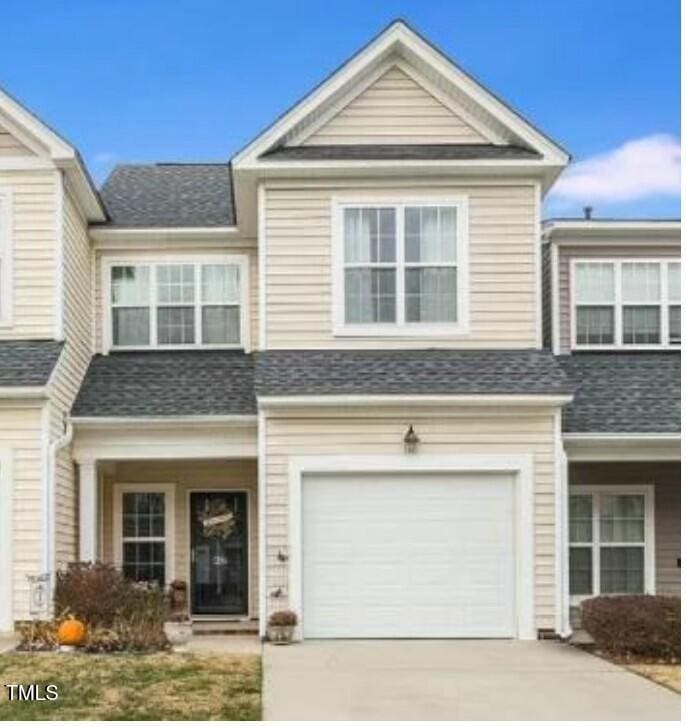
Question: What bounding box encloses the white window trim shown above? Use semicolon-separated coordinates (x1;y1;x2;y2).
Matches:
569;483;655;605
113;483;176;586
331;196;470;337
102;254;251;352
571;258;681;350
0;189;14;327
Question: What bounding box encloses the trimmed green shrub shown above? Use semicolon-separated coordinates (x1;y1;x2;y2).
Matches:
581;595;680;661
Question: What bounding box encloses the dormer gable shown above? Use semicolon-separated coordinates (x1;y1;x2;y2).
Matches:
233;20;570;176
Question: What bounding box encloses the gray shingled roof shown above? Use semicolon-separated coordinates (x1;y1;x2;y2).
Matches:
72;351;255;417
255;349;571;396
558;353;680;433
99;164;235;227
261;144;541;161
0;340;63;386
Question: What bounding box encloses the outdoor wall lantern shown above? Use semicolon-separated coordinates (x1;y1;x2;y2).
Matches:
403;425;420;454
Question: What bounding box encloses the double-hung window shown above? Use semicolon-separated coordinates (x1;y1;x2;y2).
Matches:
569;486;654;600
573;259;681;348
337;200;467;334
114;484;175;586
109;258;246;349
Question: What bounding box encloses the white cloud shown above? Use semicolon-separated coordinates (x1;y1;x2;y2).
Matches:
550;134;680;204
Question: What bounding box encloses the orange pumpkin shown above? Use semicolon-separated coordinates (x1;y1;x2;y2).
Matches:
57;617;86;646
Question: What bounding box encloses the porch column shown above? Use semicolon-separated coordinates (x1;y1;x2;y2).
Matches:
79;458;98;562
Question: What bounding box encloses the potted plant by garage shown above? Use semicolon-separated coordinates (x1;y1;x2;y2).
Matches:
267;609;298;644
164;579;192;652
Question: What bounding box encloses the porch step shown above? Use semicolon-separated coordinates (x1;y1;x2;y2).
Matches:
192;620;258;635
569;628;595;646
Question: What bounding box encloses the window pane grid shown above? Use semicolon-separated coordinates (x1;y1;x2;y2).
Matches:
576;306;614;345
569;490;648;599
574;260;681;348
157;264;195;304
111;262;243;348
121;492;166;585
342;203;461;327
621;262;660;303
622;305;660;344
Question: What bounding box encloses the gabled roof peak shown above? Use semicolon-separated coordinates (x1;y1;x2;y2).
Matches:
232;19;569;171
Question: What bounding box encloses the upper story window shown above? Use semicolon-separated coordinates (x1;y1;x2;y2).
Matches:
0;190;13;325
334;200;468;336
107;257;249;350
573;260;681;349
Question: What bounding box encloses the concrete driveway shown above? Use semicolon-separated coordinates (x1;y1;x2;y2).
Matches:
263;640;680;721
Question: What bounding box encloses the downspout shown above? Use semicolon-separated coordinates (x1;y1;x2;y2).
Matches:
45;416;74;579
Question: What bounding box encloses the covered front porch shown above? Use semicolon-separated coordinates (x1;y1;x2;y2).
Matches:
563;434;680;627
72;417;259;624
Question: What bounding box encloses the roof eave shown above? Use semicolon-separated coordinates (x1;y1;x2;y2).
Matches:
89;225;241;242
543;219;681;241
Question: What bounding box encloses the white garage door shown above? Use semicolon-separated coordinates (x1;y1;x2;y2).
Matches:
302;472;516;638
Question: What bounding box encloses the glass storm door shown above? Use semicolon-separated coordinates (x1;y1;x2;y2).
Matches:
190;492;248;615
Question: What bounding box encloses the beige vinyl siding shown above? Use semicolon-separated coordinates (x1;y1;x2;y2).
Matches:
569;461;680;596
557;243;680;353
100;459;259;619
0;404;46;622
50;186;94;569
94;245;258;353
304;66;487;145
0;169;57;339
0;124;33;156
264;405;559;631
264;180;538;348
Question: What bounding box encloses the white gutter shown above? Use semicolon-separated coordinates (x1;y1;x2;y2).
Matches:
90;226;240;242
258;394;573;408
70;415;257;427
563;432;680;442
542;220;680;242
0;386;47;399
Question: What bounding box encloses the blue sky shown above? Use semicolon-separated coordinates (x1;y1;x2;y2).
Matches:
0;1;680;218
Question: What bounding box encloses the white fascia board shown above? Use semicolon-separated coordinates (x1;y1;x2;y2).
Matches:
389;24;569;164
0;93;71;158
543;220;681;241
89;226;241;243
246;159;562;173
259;394;573;409
0;90;104;221
232;23;405;166
55;160;106;222
233;21;569;168
0;385;47;399
71;415;257;428
563;432;680;442
563;433;680;462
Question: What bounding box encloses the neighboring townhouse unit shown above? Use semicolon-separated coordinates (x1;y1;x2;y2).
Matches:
0;20;679;640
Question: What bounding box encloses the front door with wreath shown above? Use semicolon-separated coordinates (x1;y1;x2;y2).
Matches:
190;491;248;615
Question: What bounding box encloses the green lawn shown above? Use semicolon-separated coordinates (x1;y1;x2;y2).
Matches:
0;652;261;720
